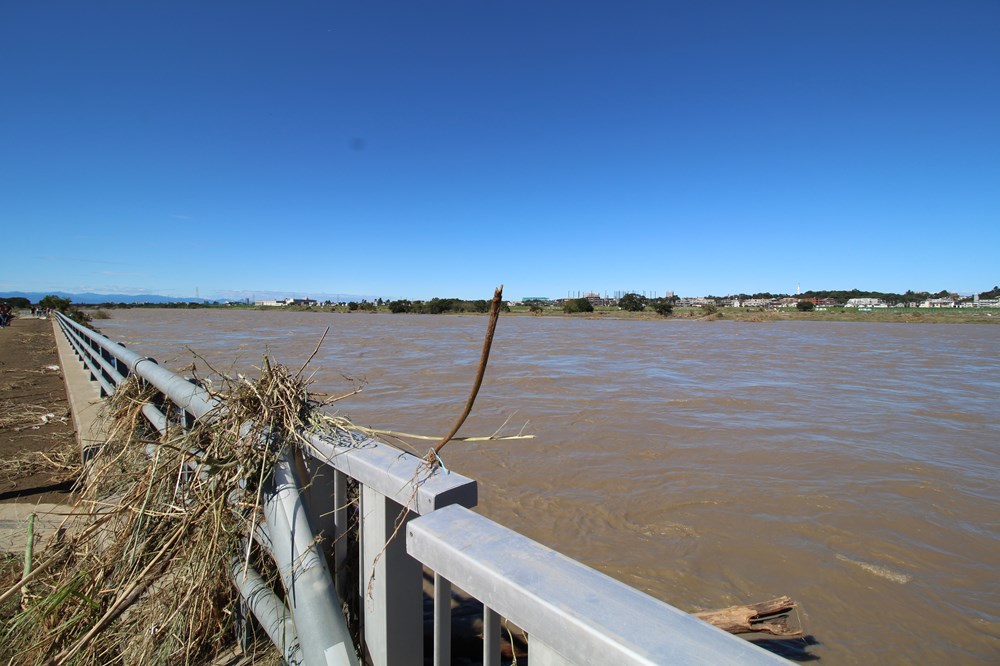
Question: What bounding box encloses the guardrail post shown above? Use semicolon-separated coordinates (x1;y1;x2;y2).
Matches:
361;485;422;666
433;573;451;666
304;459;351;598
333;468;350;596
483;606;501;666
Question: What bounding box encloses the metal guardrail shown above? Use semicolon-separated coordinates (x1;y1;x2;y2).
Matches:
408;505;789;665
55;313;791;666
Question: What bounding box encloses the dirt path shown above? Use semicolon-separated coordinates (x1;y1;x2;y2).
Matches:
0;317;77;504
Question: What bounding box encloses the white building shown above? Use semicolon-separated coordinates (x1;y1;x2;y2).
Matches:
255;297;318;307
845;298;886;308
919;298;955;308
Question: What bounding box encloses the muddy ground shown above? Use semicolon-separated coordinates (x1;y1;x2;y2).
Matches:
0;316;77;504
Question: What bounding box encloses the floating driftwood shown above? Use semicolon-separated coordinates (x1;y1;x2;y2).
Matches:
695;595;801;636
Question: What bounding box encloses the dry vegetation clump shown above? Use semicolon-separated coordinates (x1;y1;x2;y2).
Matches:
0;358;338;665
0;447;76;485
0;401;64;432
0;552;21;622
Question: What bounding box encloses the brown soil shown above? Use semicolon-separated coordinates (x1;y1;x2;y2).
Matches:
0;317;77;504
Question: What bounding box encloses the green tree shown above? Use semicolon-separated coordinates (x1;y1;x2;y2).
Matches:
651;299;673;316
618;293;645;311
347;301;359;311
420;298;454;314
563;298;594;313
2;297;30;308
388;300;412;313
39;295;72;312
796;301;816;311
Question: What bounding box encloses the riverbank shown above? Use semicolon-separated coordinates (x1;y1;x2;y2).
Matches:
83;303;1000;324
568;305;1000;324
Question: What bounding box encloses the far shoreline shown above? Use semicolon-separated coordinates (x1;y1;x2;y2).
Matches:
79;304;1000;325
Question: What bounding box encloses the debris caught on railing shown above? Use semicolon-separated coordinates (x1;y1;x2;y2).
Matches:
1;311;531;665
0;357;336;664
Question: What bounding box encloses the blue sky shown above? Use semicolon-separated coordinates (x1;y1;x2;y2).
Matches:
2;1;997;301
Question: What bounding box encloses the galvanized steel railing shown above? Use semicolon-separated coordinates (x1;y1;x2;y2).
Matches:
55;312;790;666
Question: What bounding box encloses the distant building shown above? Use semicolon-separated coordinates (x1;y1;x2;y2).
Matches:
254;297;317;307
677;297;718;308
845;298;886;308
740;298;773;308
919;298;955;308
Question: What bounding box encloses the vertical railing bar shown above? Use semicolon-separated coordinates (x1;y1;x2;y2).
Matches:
357;486;366;657
483;606;501;666
301;458;352;602
433;573;452;666
360;486;422;666
333;469;349;597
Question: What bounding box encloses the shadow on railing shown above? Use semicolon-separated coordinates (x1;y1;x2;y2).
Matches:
54;312;790;666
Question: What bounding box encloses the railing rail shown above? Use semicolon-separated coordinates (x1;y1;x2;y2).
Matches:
54;313;791;666
408;504;790;665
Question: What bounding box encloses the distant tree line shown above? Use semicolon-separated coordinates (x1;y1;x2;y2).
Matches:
19;295;93;324
615;292;674;316
384;298;507;314
94;301;214;309
800;289;955;304
704;288;979;304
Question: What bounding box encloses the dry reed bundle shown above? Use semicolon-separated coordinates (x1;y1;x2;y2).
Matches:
0;358;323;665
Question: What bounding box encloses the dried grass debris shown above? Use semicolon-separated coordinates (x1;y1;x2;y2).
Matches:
0;360;320;665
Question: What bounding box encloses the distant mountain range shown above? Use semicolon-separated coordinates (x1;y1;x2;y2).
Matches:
0;291;212;305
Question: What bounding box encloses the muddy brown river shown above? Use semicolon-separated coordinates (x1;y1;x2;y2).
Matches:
95;309;1000;664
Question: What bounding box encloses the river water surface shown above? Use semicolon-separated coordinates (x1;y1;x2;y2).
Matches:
96;310;1000;664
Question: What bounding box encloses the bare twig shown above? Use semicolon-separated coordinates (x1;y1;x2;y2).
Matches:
431;285;504;458
296;326;330;377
